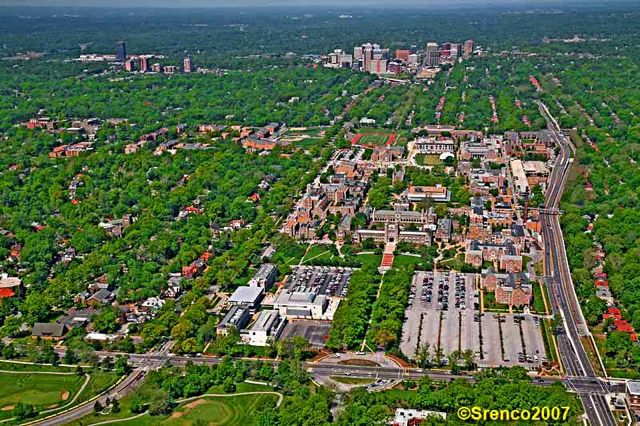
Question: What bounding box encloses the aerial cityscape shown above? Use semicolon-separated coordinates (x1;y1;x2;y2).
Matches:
0;1;639;425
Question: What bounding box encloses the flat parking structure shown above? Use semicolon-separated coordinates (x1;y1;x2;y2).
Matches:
286;266;353;297
279;320;331;348
502;316;524;363
481;313;504;366
401;271;547;369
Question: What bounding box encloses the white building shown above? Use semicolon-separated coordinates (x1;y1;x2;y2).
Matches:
393;408;446;426
229;286;263;310
413;137;455;154
273;290;331;320
241;310;287;346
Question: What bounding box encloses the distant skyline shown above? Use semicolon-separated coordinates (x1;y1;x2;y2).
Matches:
0;0;631;8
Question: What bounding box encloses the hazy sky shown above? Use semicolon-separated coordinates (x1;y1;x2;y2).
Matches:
0;0;616;8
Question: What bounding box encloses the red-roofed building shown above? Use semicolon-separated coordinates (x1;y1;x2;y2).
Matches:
0;288;15;299
595;278;608;287
604;307;622;321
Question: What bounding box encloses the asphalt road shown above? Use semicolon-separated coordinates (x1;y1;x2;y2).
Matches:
538;102;616;426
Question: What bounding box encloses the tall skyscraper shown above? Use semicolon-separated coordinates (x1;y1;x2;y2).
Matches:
363;43;373;73
425;42;439;67
450;44;462;61
115;41;126;62
139;56;149;72
183;56;193;73
464;40;474;58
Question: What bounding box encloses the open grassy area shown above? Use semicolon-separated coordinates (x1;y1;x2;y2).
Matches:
393;254;430;270
0;370;85;417
356;253;382;269
0;362;119;421
540;318;559;366
531;282;547;314
301;244;332;263
415;153;443;166
438;256;465;271
73;384;279;426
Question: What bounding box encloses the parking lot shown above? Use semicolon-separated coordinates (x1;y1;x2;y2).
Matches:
280;320;331;348
400;271;546;369
286;266;353;298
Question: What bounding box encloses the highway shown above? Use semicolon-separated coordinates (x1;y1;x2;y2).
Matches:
538;102;616;426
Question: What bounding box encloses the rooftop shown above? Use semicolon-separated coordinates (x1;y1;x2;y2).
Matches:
229;286;263;304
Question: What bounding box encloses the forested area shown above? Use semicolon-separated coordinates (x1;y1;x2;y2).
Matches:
0;61;372;131
366;267;413;351
326;267;380;350
338;368;582;425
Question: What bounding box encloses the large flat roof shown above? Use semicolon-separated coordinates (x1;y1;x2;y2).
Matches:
229;286;262;304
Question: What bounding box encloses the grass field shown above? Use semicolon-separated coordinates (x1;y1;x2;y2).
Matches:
352;131;396;147
0;370;85;416
0;362;119;421
531;282;547;314
74;387;279;426
415;153;443;166
161;394;279;426
71;383;275;426
356;253;382;270
393;254;430;271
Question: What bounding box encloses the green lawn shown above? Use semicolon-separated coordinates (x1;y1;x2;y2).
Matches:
356;253;382;269
159;394;279;426
0;362;119;421
0;371;85;416
531;282;547;314
74;388;278;426
415;153;443;166
393;255;429;271
302;244;332;263
71;382;275;426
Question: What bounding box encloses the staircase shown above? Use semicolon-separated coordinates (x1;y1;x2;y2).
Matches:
379;242;396;272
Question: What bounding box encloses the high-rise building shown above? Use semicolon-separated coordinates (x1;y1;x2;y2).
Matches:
139;56;149;72
450;44;462;61
115;41;126;62
369;58;387;75
184;56;193;73
125;58;136;72
353;46;363;61
425;42;439;67
363;43;373;73
464;40;474;58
